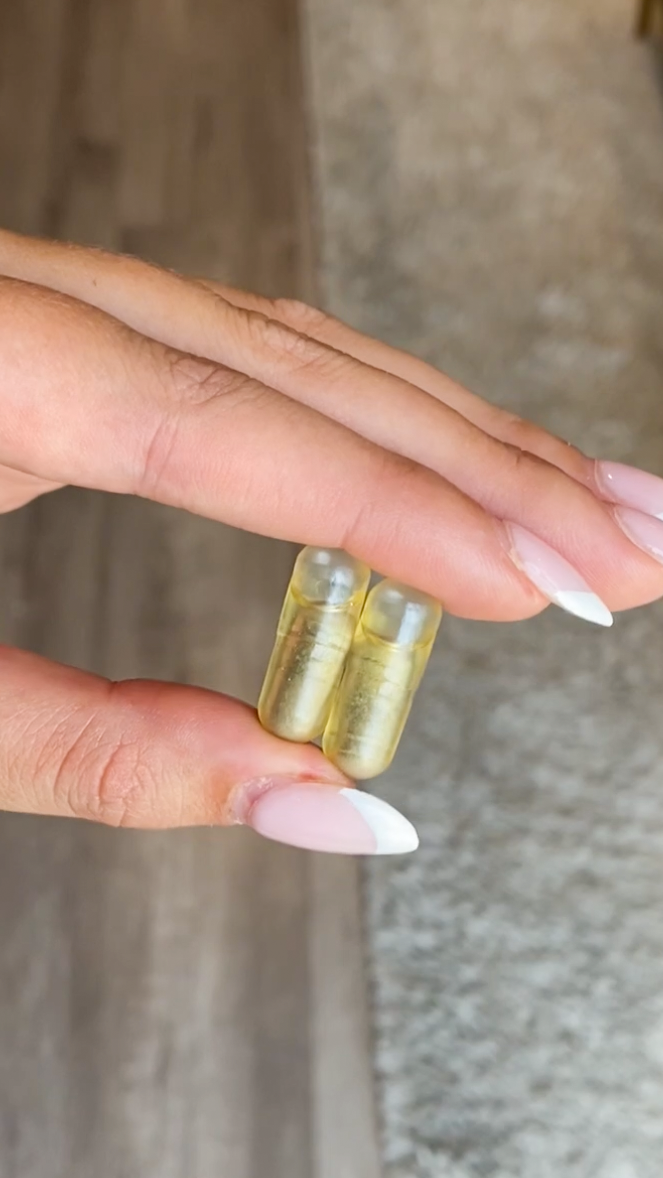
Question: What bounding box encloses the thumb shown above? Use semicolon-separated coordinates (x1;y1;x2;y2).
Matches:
0;647;418;855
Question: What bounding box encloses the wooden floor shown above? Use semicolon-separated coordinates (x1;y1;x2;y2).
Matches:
0;3;380;1176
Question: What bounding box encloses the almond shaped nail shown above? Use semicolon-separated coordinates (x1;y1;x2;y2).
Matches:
596;461;663;521
247;783;419;855
507;523;613;627
614;507;663;565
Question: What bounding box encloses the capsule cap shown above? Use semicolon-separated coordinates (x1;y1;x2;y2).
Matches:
292;547;371;607
361;580;442;647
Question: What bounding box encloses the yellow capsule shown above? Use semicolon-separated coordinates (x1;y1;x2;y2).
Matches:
258;547;371;743
322;580;442;779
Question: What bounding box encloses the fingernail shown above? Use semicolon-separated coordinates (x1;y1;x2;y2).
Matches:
507;523;613;627
613;507;663;565
596;461;663;520
246;783;419;855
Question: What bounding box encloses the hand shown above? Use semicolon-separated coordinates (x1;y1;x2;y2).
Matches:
1;229;662;850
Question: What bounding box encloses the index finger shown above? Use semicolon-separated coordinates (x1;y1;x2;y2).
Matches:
0;274;550;621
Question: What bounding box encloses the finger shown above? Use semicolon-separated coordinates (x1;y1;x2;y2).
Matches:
0;230;659;611
198;285;663;611
206;287;663;563
2;231;570;468
0;232;599;493
199;282;595;482
0;273;545;623
0;646;418;853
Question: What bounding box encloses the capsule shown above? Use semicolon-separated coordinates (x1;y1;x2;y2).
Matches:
258;547;371;742
322;580;442;779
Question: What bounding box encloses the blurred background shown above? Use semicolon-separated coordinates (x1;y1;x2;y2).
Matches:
1;1;663;1177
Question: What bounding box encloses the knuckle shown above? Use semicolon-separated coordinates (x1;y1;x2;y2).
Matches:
0;672;162;830
500;437;579;515
499;411;540;450
259;313;329;371
501;440;555;501
137;348;261;498
503;439;534;475
54;724;160;828
271;298;331;337
251;306;351;384
162;350;249;409
499;411;581;468
92;744;160;828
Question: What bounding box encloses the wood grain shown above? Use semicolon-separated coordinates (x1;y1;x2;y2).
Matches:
0;1;379;1174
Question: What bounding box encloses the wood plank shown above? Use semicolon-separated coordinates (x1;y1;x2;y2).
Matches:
79;0;131;145
310;857;383;1178
0;0;70;231
0;1;380;1174
117;0;190;228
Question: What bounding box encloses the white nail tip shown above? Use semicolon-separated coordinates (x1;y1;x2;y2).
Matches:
553;590;613;627
340;788;420;854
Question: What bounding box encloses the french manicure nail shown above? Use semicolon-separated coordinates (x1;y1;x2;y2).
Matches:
507;523;613;627
596;461;663;521
614;507;663;565
247;783;419;855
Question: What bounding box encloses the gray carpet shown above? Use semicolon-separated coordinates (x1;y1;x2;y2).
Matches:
305;2;663;1175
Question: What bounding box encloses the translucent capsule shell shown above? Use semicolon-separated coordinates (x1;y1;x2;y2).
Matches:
322;580;442;779
258;547;371;743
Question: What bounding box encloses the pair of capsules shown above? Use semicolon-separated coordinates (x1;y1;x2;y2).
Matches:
258;547;442;779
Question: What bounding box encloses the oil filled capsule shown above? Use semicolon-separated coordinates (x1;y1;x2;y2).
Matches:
258;547;371;743
322;580;442;779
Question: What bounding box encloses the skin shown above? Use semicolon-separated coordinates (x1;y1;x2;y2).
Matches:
0;228;661;829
